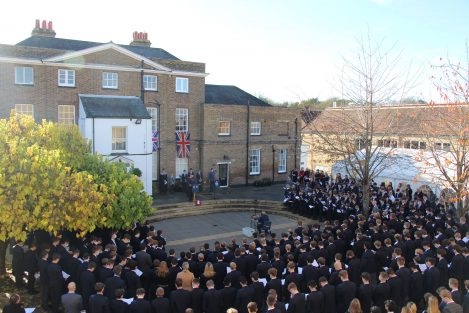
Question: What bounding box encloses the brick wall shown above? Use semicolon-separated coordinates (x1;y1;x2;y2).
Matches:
201;104;300;185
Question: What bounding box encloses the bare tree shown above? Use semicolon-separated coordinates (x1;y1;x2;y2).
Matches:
304;33;416;215
419;44;469;216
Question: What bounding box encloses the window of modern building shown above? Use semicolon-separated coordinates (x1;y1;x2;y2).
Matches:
403;140;426;150
175;158;189;176
102;72;118;89
15;66;34;85
249;148;261;175
175;108;189;132
377;139;398;148
15;104;34;117
143;75;157;91
278;149;287;173
434;142;451;151
58;105;75;126
175;77;189;93
218;121;231;135
112;127;127;152
58;69;75;87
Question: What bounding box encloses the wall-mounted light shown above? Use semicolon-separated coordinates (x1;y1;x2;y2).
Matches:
135;119;142;124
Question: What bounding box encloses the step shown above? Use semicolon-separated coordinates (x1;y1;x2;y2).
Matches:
147;205;313;225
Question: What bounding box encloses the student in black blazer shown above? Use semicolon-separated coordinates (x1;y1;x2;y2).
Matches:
104;265;126;300
203;280;223;313
286;282;306;313
48;253;65;313
190;278;204;313
306;280;324;313
109;289;129;313
335;270;357;313
265;268;283;302
128;288;151;313
235;276;256;313
319;277;336;313
220;277;237;312
170;278;192;313
151;287;170;313
88;283;110;313
358;272;374;313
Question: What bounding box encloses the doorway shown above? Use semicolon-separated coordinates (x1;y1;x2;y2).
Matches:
218;163;229;187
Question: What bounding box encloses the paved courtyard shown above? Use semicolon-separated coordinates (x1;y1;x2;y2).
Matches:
151;211;298;254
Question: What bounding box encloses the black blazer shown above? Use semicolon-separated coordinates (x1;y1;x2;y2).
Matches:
265;278;283;302
38;259;49;286
170;288;192;313
124;271;142;299
104;275;126;299
424;266;440;295
191;287;204;313
226;270;242;289
203;289;223;313
2;303;25;313
151;297;170;313
89;293;110;313
235;286;255;313
213;260;228;289
220;286;237;311
47;262;65;289
388;276;403;307
11;245;24;275
109;299;129;313
396;267;412;302
128;299;151;313
335;281;356;313
358;284;374;313
372;282;390;312
287;292;306;313
320;284;336;313
306;290;324;313
256;261;272;279
409;271;424;304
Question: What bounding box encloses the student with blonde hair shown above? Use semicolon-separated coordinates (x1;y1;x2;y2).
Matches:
176;262;195;291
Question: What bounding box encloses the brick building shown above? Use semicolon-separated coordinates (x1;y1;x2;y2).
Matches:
0;20;299;190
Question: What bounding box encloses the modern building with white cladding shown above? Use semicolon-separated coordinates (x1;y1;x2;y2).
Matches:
78;94;153;195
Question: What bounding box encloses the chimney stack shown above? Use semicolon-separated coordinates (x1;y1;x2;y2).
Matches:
130;31;151;47
32;19;56;38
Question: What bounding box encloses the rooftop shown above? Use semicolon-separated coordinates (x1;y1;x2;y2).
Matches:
205;84;271;107
79;95;151;119
16;36;179;60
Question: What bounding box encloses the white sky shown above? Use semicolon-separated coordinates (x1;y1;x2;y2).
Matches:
0;0;467;103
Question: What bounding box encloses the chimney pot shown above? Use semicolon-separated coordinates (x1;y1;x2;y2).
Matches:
48;21;53;30
144;32;148;40
35;19;40;29
133;31;138;40
42;20;47;29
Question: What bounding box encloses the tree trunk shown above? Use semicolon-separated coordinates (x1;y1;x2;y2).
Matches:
362;180;370;217
0;240;8;277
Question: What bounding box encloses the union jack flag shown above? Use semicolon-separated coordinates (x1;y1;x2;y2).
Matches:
176;131;190;158
152;131;159;151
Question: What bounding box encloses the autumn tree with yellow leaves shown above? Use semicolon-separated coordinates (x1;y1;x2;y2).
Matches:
0;112;152;275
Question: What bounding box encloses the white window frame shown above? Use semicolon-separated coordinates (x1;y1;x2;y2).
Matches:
143;75;157;91
176;108;189;132
58;69;75;87
249;149;261;175
58;105;75;126
278;149;287;173
15;104;34;117
147;107;158;132
250;121;261;135
112;127;127;152
175;158;189;176
218;121;231;136
15;67;34;85
102;72;118;89
175;77;189;93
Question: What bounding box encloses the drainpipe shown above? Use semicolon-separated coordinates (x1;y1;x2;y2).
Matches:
92;117;95;153
294;117;298;169
140;60;145;102
272;145;275;183
245;100;250;186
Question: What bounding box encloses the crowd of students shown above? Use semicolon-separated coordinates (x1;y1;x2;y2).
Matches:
4;170;469;313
